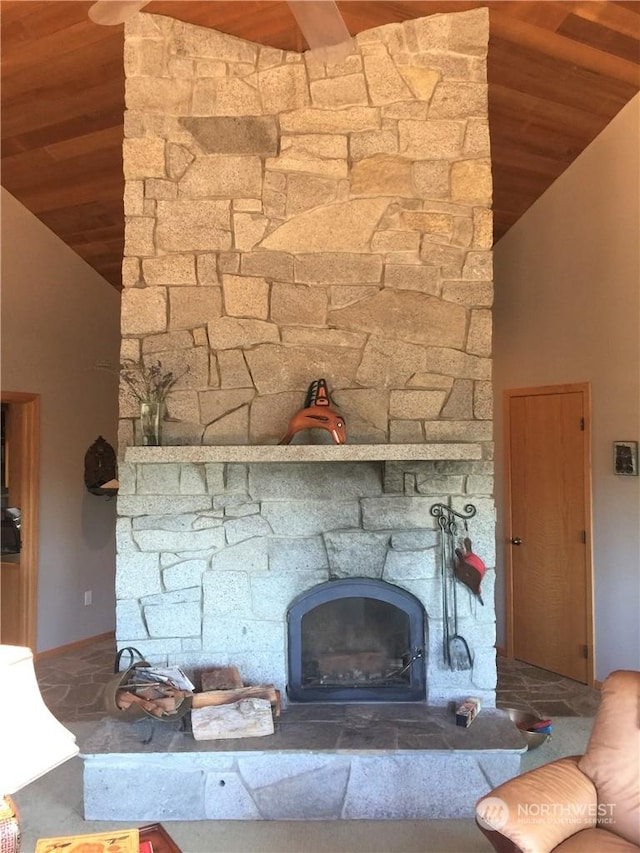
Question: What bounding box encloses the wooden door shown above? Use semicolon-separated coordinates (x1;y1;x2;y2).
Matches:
0;393;40;649
505;384;594;684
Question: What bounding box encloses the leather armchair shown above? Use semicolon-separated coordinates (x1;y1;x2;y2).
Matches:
476;670;640;853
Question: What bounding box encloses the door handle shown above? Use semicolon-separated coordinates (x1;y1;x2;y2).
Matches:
510;537;522;545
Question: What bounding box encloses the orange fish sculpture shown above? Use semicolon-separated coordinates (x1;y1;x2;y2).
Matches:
279;379;347;445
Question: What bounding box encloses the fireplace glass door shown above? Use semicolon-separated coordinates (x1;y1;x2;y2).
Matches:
287;579;425;702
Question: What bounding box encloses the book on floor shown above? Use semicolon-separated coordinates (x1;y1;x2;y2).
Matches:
35;828;139;853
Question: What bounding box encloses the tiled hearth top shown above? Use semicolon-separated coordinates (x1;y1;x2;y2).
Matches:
81;704;525;756
125;444;484;463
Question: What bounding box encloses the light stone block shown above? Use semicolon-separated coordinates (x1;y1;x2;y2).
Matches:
383;547;437;580
391;531;438;550
249;463;382;501
156;200;231;252
132;512;202;531
192;78;261;116
464;119;491;157
163;559;207;590
389;390;447;419
474;380;493;420
363;51;412;104
328;290;466;349
280;107;380;134
357;335;426;388
310;74;368;108
441;379;474;419
133;526;226;552
240;251;294;281
258;64;310;112
267;154;347;181
115;553;162;599
285;173;338;217
167;143;195;180
259;198;388;254
124;181;144;216
261;500;360;536
209;538;269;573
451;160;492;204
125;77;192;113
179;464;207;495
251;761;350;820
295;252;383;285
202;570;252;616
429;82;487;119
142;331;193;356
371;230;420;254
202;617;285;654
179;155;263;199
467;309;492;357
116;599;148;639
351;155;413;198
196;254;220;285
145;600;202;638
203;406;250;445
224;514;272;545
389;420;424;443
169;286;222;331
249;570;327;620
137;463;180;495
207;317;279;350
145;179;176;200
415;473;465;496
472;208;493;249
350;129;398;161
422;421;492;442
222;274;269;319
383;264;439;294
118;495;213;517
361;496;437;530
121;257;141;288
324;530;389;578
412;160;450;199
281;328;365;349
245;344;360;396
397;66;440;101
398;120;465;159
271;282;327;326
233;213;269;251
422;347;491;380
441;281;493;307
142;254;196;286
218;349;253;388
281;134;348;160
200;389;255;425
268;537;328;572
121;287;167;336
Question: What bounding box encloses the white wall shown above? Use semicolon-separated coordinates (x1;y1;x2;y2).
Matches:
1;188;121;653
493;94;640;681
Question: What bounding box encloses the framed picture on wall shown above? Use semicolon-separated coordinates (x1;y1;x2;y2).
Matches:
613;441;638;476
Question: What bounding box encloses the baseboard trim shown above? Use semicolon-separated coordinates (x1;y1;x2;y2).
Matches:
35;631;114;661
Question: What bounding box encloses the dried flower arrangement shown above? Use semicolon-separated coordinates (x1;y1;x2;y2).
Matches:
119;359;185;405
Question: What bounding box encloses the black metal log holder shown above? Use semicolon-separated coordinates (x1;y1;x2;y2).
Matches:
430;502;477;671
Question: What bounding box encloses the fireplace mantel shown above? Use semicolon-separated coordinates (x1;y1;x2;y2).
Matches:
124;443;483;464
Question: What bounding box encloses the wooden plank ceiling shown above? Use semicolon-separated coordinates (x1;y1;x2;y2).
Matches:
1;1;639;290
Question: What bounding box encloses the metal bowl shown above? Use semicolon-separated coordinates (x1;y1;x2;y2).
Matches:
504;707;550;751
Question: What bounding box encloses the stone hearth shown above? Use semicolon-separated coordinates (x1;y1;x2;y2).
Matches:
82;705;524;821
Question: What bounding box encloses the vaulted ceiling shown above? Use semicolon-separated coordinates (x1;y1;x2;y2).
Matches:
1;1;639;291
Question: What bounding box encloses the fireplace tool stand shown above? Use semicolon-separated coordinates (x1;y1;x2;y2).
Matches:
430;502;477;670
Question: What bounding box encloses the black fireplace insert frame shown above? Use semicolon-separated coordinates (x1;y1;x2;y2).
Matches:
287;577;426;702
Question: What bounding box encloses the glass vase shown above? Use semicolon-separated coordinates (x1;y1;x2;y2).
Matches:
139;400;162;446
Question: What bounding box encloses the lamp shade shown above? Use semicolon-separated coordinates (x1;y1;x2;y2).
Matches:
0;645;79;794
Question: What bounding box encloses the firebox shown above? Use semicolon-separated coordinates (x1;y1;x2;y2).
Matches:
287;578;426;702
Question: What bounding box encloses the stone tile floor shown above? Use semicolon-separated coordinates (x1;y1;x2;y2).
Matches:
34;634;601;724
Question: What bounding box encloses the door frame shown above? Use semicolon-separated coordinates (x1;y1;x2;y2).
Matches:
1;391;40;650
503;382;595;685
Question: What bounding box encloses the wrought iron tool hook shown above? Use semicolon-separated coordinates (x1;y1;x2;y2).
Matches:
430;502;477;537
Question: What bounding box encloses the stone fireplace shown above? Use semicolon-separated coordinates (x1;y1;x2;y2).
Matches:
85;9;521;821
116;6;496;709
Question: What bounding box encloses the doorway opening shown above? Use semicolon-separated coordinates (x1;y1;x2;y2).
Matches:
504;383;594;685
1;392;40;649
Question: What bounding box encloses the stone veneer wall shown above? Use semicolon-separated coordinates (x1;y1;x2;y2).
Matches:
117;457;497;706
116;8;497;707
119;8;493;448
